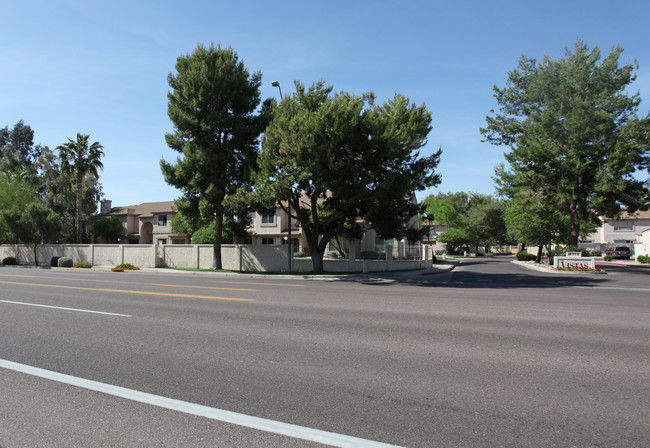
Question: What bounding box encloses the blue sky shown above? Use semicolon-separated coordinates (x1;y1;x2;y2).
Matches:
2;0;649;208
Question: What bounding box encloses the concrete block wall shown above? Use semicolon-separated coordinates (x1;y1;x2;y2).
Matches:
161;245;197;269
198;245;217;269
221;245;242;271
92;245;123;267
1;244;431;272
124;245;157;268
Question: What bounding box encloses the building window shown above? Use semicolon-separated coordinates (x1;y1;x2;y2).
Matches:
262;237;274;245
613;220;634;232
158;215;168;226
157;238;167;246
261;212;275;225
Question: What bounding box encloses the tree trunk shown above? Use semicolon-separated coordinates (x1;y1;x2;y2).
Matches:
212;203;224;270
304;232;325;272
535;243;543;263
311;249;325;272
76;174;83;243
568;200;579;247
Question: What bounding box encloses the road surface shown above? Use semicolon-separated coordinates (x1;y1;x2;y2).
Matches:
1;257;648;447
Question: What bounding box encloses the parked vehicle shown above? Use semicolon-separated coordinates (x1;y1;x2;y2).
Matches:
611;246;632;259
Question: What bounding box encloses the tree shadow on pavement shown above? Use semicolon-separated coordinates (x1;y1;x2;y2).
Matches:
350;268;610;289
429;270;608;289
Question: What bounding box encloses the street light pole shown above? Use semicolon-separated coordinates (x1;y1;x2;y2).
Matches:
271;80;283;100
272;81;292;273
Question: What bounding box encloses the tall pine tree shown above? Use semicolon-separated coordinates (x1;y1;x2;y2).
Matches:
482;40;650;246
161;44;268;269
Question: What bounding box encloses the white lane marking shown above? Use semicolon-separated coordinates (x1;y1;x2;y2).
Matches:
209;280;304;287
0;300;131;317
0;359;403;448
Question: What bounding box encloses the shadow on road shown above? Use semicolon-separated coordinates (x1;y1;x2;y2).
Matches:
351;273;608;289
345;258;616;289
428;271;608;289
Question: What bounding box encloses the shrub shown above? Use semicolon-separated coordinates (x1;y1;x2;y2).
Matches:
603;255;613;261
294;251;308;257
57;257;73;268
330;252;339;259
2;257;17;265
589;250;602;257
50;256;61;267
74;261;92;269
516;252;536;261
431;255;437;263
435;250;446;255
637;255;650;264
111;263;140;272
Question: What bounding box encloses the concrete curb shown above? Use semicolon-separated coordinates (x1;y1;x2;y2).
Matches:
82;265;440;282
596;260;650;268
421;261;458;276
1;259;463;281
512;260;607;274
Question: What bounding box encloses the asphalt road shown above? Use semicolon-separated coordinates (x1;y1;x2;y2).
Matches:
1;257;648;447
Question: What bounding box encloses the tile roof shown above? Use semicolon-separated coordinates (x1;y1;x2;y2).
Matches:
605;209;650;220
103;201;177;217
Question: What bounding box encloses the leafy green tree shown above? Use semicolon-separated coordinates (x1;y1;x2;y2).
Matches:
437;227;470;254
256;81;440;271
161;44;267;269
182;201;252;245
422;195;463;227
87;216;123;243
57;133;104;243
482;40;650;246
464;199;508;253
427;192;507;254
0;173;61;264
190;224;215;245
504;189;571;262
0;120;44;175
439;192;472;218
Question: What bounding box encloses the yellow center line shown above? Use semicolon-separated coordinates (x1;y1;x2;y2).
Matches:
0;280;254;302
0;273;258;292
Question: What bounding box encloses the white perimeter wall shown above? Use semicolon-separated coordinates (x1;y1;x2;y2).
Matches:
634;230;650;259
0;244;432;272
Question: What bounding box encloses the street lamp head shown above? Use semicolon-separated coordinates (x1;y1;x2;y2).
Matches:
271;81;283;99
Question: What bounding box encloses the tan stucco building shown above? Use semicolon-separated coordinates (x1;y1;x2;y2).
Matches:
92;200;189;245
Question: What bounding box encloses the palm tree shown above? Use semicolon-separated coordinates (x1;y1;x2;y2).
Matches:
57;133;104;243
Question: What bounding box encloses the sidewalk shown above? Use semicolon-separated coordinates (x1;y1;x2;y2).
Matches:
420;260;459;276
82;260;460;281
